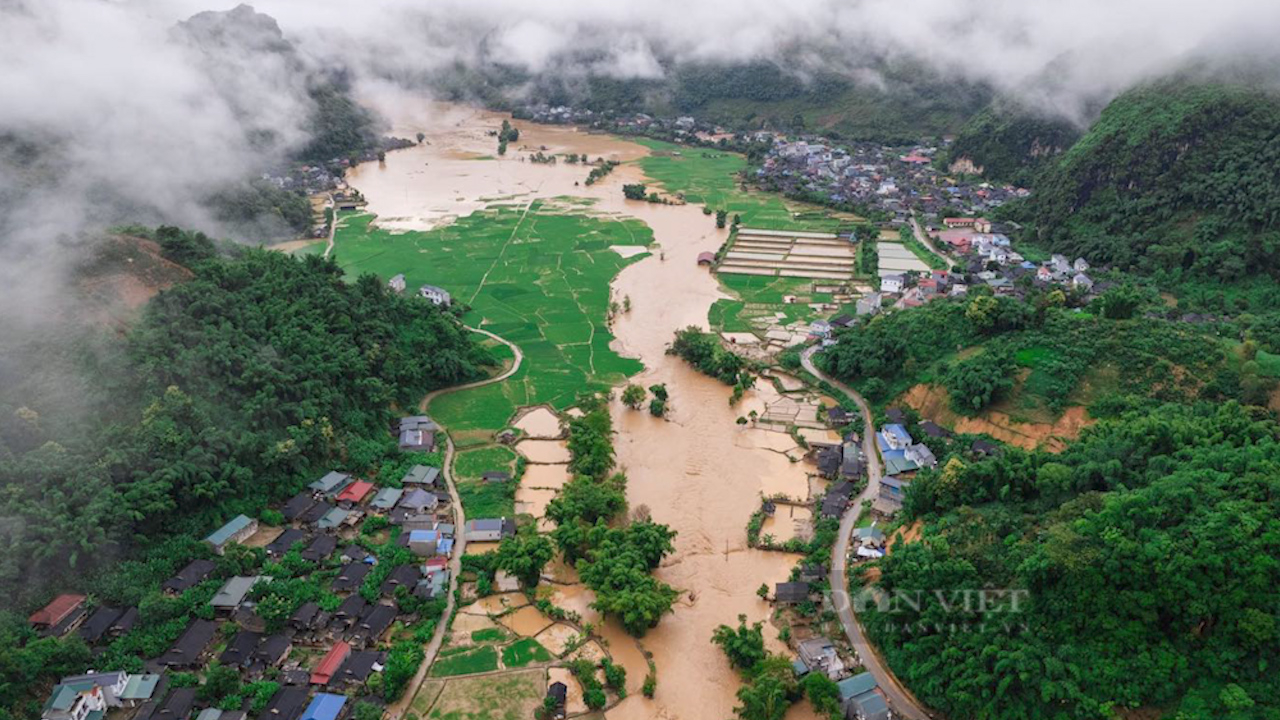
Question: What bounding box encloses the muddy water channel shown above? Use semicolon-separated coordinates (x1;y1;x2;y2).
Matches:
347;101;814;720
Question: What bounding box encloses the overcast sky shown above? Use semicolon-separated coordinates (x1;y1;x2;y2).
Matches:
1;0;1277;296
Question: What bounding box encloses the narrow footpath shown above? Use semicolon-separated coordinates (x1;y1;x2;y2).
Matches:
385;327;523;720
800;346;935;720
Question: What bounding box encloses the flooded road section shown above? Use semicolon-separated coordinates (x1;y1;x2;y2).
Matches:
346;101;813;720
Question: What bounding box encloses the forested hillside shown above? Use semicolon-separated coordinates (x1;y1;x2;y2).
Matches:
940;102;1080;185
0;232;493;611
868;401;1280;720
820;283;1280;718
1011;83;1280;279
439;60;988;143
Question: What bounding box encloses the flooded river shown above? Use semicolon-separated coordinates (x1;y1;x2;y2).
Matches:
347;101;815;720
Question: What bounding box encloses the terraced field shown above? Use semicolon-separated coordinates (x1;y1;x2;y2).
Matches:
717;227;855;281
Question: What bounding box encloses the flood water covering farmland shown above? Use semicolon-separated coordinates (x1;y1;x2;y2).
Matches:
346;101;819;720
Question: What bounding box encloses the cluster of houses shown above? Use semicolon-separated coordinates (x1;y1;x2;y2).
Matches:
385;275;453;308
790;637;893;720
757;140;1028;225
933;218;1097;296
29;415;515;720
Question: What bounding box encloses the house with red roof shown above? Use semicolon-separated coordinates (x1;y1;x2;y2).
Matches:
311;641;351;685
336;481;375;506
29;594;87;636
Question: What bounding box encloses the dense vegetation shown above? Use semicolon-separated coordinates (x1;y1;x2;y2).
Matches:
940;102;1080;185
1010;82;1280;280
206;178;313;237
818;287;1264;413
546;394;679;636
0;235;492;609
867;401;1280;719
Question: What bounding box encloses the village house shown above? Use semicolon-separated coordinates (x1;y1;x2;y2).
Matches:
158;619;218;668
301;535;338;562
29;594;87;637
311;642;352;686
204;515;258;555
266;529;308;558
301;693;347;720
855;293;882;316
876;476;912;516
336;480;375;507
880;274;905;293
258;687;308;720
388;274;406;293
380;565;420;597
335;650;385;690
407;529;439;556
796;636;846;679
332;562;372;594
349;603;398;647
398;417;438;452
418;284;452;307
162;559;216;594
282;493;319;522
300;501;335;526
309;471;353;498
149;687;197;720
369;487;403;513
401;464;440;487
838;673;891;720
211;576;268;614
775;581;812;604
546;682;568;720
79;606;130;645
464;518;515;542
1073;273;1094;291
821;481;855;519
317;507;352;531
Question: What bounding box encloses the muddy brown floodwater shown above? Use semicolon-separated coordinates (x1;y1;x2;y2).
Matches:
347;100;816;720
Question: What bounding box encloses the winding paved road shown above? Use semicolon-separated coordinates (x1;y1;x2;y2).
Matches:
910;213;955;271
801;346;934;720
386;327;523;720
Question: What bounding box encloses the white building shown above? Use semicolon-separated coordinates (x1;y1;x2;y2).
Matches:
418;284;452;307
388;274;406;293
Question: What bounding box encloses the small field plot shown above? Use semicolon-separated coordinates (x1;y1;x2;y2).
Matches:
635;139;848;230
430;645;500;677
454;445;519;519
709;274;836;333
332;203;651;436
423;669;545;720
877;241;932;276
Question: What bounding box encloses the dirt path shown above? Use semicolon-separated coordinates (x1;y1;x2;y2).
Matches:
385;327;524;720
800;345;937;720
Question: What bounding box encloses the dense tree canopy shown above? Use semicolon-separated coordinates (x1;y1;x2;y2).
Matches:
867;401;1280;720
1012;82;1280;280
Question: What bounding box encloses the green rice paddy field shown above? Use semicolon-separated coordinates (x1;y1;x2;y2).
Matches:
635;138;843;232
330;201;651;441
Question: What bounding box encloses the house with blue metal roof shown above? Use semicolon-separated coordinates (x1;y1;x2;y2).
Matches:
876;424;913;452
301;692;347;720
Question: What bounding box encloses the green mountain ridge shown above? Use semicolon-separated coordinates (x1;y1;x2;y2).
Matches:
1013;82;1280;279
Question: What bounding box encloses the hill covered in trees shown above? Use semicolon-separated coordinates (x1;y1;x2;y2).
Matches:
869;399;1280;720
939;102;1080;185
437;59;989;144
1009;82;1280;280
0;232;494;611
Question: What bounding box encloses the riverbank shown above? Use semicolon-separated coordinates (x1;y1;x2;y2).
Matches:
342;100;826;719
